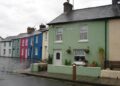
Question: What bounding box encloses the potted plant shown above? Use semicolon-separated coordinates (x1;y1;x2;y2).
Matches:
66;47;72;54
90;61;98;67
84;47;90;54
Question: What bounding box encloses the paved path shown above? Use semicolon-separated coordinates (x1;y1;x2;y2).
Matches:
21;71;120;86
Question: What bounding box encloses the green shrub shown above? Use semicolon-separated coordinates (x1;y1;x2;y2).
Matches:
64;59;71;66
48;54;53;64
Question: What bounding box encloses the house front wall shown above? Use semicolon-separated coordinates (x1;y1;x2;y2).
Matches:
49;20;106;65
20;38;28;59
28;33;42;60
12;39;20;58
108;19;120;61
0;41;12;57
42;31;48;60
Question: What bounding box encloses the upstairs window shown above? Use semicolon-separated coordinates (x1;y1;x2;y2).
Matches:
36;36;38;44
74;49;85;62
31;38;33;46
45;32;48;41
56;28;63;42
22;40;24;46
80;26;88;41
25;39;28;46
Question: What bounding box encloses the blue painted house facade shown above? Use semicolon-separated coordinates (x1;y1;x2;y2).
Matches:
28;31;42;60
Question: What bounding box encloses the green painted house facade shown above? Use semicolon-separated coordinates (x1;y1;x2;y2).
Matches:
49;20;106;66
48;1;120;68
12;38;20;58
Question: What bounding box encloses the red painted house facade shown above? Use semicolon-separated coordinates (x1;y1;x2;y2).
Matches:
20;37;28;59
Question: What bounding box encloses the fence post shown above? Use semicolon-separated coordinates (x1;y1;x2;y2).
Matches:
72;64;76;80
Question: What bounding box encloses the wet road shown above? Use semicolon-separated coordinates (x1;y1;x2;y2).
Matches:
0;57;93;86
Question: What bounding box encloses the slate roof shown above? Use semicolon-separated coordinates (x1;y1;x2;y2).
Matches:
1;36;16;42
48;4;120;25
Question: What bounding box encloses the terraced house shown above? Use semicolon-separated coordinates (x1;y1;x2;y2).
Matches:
48;0;120;70
0;36;15;57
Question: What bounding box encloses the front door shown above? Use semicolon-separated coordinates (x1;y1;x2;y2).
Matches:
54;50;62;65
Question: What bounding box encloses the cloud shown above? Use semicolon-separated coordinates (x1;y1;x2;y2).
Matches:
0;0;111;38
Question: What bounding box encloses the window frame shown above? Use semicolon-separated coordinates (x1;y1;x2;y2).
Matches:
35;35;38;44
55;28;63;43
79;25;88;42
74;49;86;62
35;48;38;56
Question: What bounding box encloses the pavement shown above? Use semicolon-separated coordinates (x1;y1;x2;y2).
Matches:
20;71;120;86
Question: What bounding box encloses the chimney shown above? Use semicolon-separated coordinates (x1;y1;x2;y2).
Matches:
39;24;46;31
27;27;35;34
112;0;120;5
63;1;73;13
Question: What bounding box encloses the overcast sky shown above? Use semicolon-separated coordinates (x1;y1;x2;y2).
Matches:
0;0;111;38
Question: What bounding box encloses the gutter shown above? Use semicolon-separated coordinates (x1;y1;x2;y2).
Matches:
104;20;107;69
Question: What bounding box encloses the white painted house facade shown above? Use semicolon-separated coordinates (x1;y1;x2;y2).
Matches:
0;36;15;57
0;37;4;56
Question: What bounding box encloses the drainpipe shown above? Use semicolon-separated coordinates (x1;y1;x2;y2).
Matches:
104;20;107;69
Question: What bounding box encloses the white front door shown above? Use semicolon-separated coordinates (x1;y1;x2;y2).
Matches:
54;50;62;65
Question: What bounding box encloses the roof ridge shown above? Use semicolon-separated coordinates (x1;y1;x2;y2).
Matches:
73;4;112;12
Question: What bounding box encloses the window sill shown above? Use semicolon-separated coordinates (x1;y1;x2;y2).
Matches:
54;41;63;44
78;40;88;43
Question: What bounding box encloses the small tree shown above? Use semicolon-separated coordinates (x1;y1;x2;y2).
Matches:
48;54;53;64
99;48;105;69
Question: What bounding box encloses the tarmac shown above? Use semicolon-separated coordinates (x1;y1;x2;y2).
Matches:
20;71;120;86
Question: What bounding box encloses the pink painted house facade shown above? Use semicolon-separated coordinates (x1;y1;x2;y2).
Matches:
20;35;28;59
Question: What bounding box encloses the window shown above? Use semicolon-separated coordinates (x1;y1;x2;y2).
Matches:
22;40;24;46
4;42;6;47
25;39;28;46
3;49;6;55
56;28;63;42
74;49;85;62
9;49;11;54
28;48;29;56
9;42;11;46
56;52;60;60
45;32;47;41
36;36;38;43
80;26;88;41
35;48;38;55
21;49;24;56
31;38;33;46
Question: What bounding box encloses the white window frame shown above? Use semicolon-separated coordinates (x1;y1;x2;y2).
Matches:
21;49;24;56
45;32;48;41
22;40;24;46
55;28;63;43
35;48;38;55
9;49;11;54
25;39;28;46
79;25;88;42
74;49;86;62
36;35;38;44
31;38;33;46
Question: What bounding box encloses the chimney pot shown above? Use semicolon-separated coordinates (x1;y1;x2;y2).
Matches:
63;2;73;13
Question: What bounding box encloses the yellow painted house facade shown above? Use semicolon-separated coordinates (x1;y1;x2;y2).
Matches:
108;19;120;61
42;30;48;60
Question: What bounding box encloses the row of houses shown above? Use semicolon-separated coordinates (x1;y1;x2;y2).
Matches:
0;0;120;71
0;25;48;61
